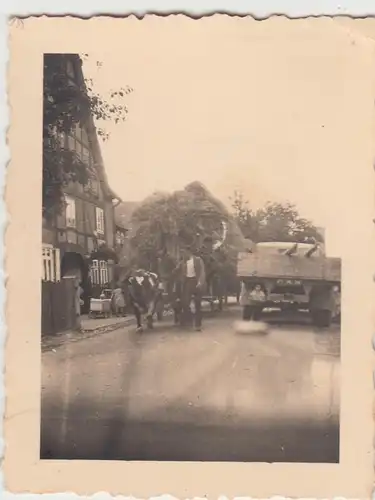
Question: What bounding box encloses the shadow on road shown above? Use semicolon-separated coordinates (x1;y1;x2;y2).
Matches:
41;406;339;463
41;305;340;464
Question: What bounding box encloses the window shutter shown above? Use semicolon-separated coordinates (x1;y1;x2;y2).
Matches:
82;145;90;166
67;134;75;151
99;260;109;285
96;207;101;232
65;196;76;228
95;207;105;234
90;260;100;285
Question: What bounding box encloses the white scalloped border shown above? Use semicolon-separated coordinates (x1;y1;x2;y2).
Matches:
3;12;375;498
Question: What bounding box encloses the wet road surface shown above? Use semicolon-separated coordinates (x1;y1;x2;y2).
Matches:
41;308;340;462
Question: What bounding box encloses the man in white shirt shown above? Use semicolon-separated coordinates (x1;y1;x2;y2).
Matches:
177;247;206;331
186;255;196;278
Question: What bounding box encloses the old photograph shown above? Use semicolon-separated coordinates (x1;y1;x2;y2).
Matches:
6;14;375;498
41;40;342;464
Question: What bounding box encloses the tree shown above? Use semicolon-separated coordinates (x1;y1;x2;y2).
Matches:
231;190;324;244
129;182;247;277
43;53;133;216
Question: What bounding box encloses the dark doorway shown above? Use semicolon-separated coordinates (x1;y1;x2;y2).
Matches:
60;252;91;314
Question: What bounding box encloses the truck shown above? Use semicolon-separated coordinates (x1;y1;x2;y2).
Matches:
236;241;341;327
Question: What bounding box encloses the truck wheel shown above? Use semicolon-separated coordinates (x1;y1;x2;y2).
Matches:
253;307;263;321
312;310;332;328
321;310;332;327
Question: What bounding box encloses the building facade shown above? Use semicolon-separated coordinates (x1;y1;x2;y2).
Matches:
42;54;120;311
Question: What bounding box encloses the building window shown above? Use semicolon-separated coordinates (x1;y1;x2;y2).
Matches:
90;259;108;286
81;145;92;167
85;175;99;196
67;123;93;167
42;244;61;282
90;259;100;285
58;131;66;148
100;260;109;285
90;177;99;195
116;230;126;247
65;195;76;228
81;127;89;146
95;207;105;235
74;122;82;142
67;134;75;151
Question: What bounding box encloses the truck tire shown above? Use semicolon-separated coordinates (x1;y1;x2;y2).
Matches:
253;307;264;321
312;309;332;328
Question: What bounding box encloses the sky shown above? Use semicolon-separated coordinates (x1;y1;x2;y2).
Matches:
80;17;374;257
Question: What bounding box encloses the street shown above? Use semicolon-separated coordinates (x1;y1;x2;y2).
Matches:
41;307;340;463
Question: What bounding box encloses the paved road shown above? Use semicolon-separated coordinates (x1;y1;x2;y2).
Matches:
41;308;340;463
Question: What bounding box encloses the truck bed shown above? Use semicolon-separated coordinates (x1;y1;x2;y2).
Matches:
237;252;341;282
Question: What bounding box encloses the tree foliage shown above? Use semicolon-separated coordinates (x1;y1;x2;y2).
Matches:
231;190;324;244
129;182;247;278
43;53;133;216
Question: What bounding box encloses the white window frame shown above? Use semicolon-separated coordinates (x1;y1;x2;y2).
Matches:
65;195;76;228
90;259;100;285
42;244;61;282
90;259;108;286
99;260;109;285
95;207;105;235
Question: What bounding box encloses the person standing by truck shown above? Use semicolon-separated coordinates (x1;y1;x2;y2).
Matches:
240;282;266;321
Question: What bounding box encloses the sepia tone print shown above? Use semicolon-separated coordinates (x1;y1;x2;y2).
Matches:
5;16;375;497
41;51;341;463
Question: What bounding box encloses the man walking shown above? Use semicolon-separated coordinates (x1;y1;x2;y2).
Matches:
177;247;206;331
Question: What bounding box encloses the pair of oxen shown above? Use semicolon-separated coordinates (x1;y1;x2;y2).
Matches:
122;269;179;332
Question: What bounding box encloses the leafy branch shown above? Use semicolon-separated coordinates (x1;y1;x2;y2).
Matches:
230;191;323;244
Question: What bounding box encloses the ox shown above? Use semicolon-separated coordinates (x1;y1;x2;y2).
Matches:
123;269;164;332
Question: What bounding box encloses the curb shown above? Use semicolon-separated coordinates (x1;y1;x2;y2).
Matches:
42;317;135;353
41;309;176;353
41;305;237;353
